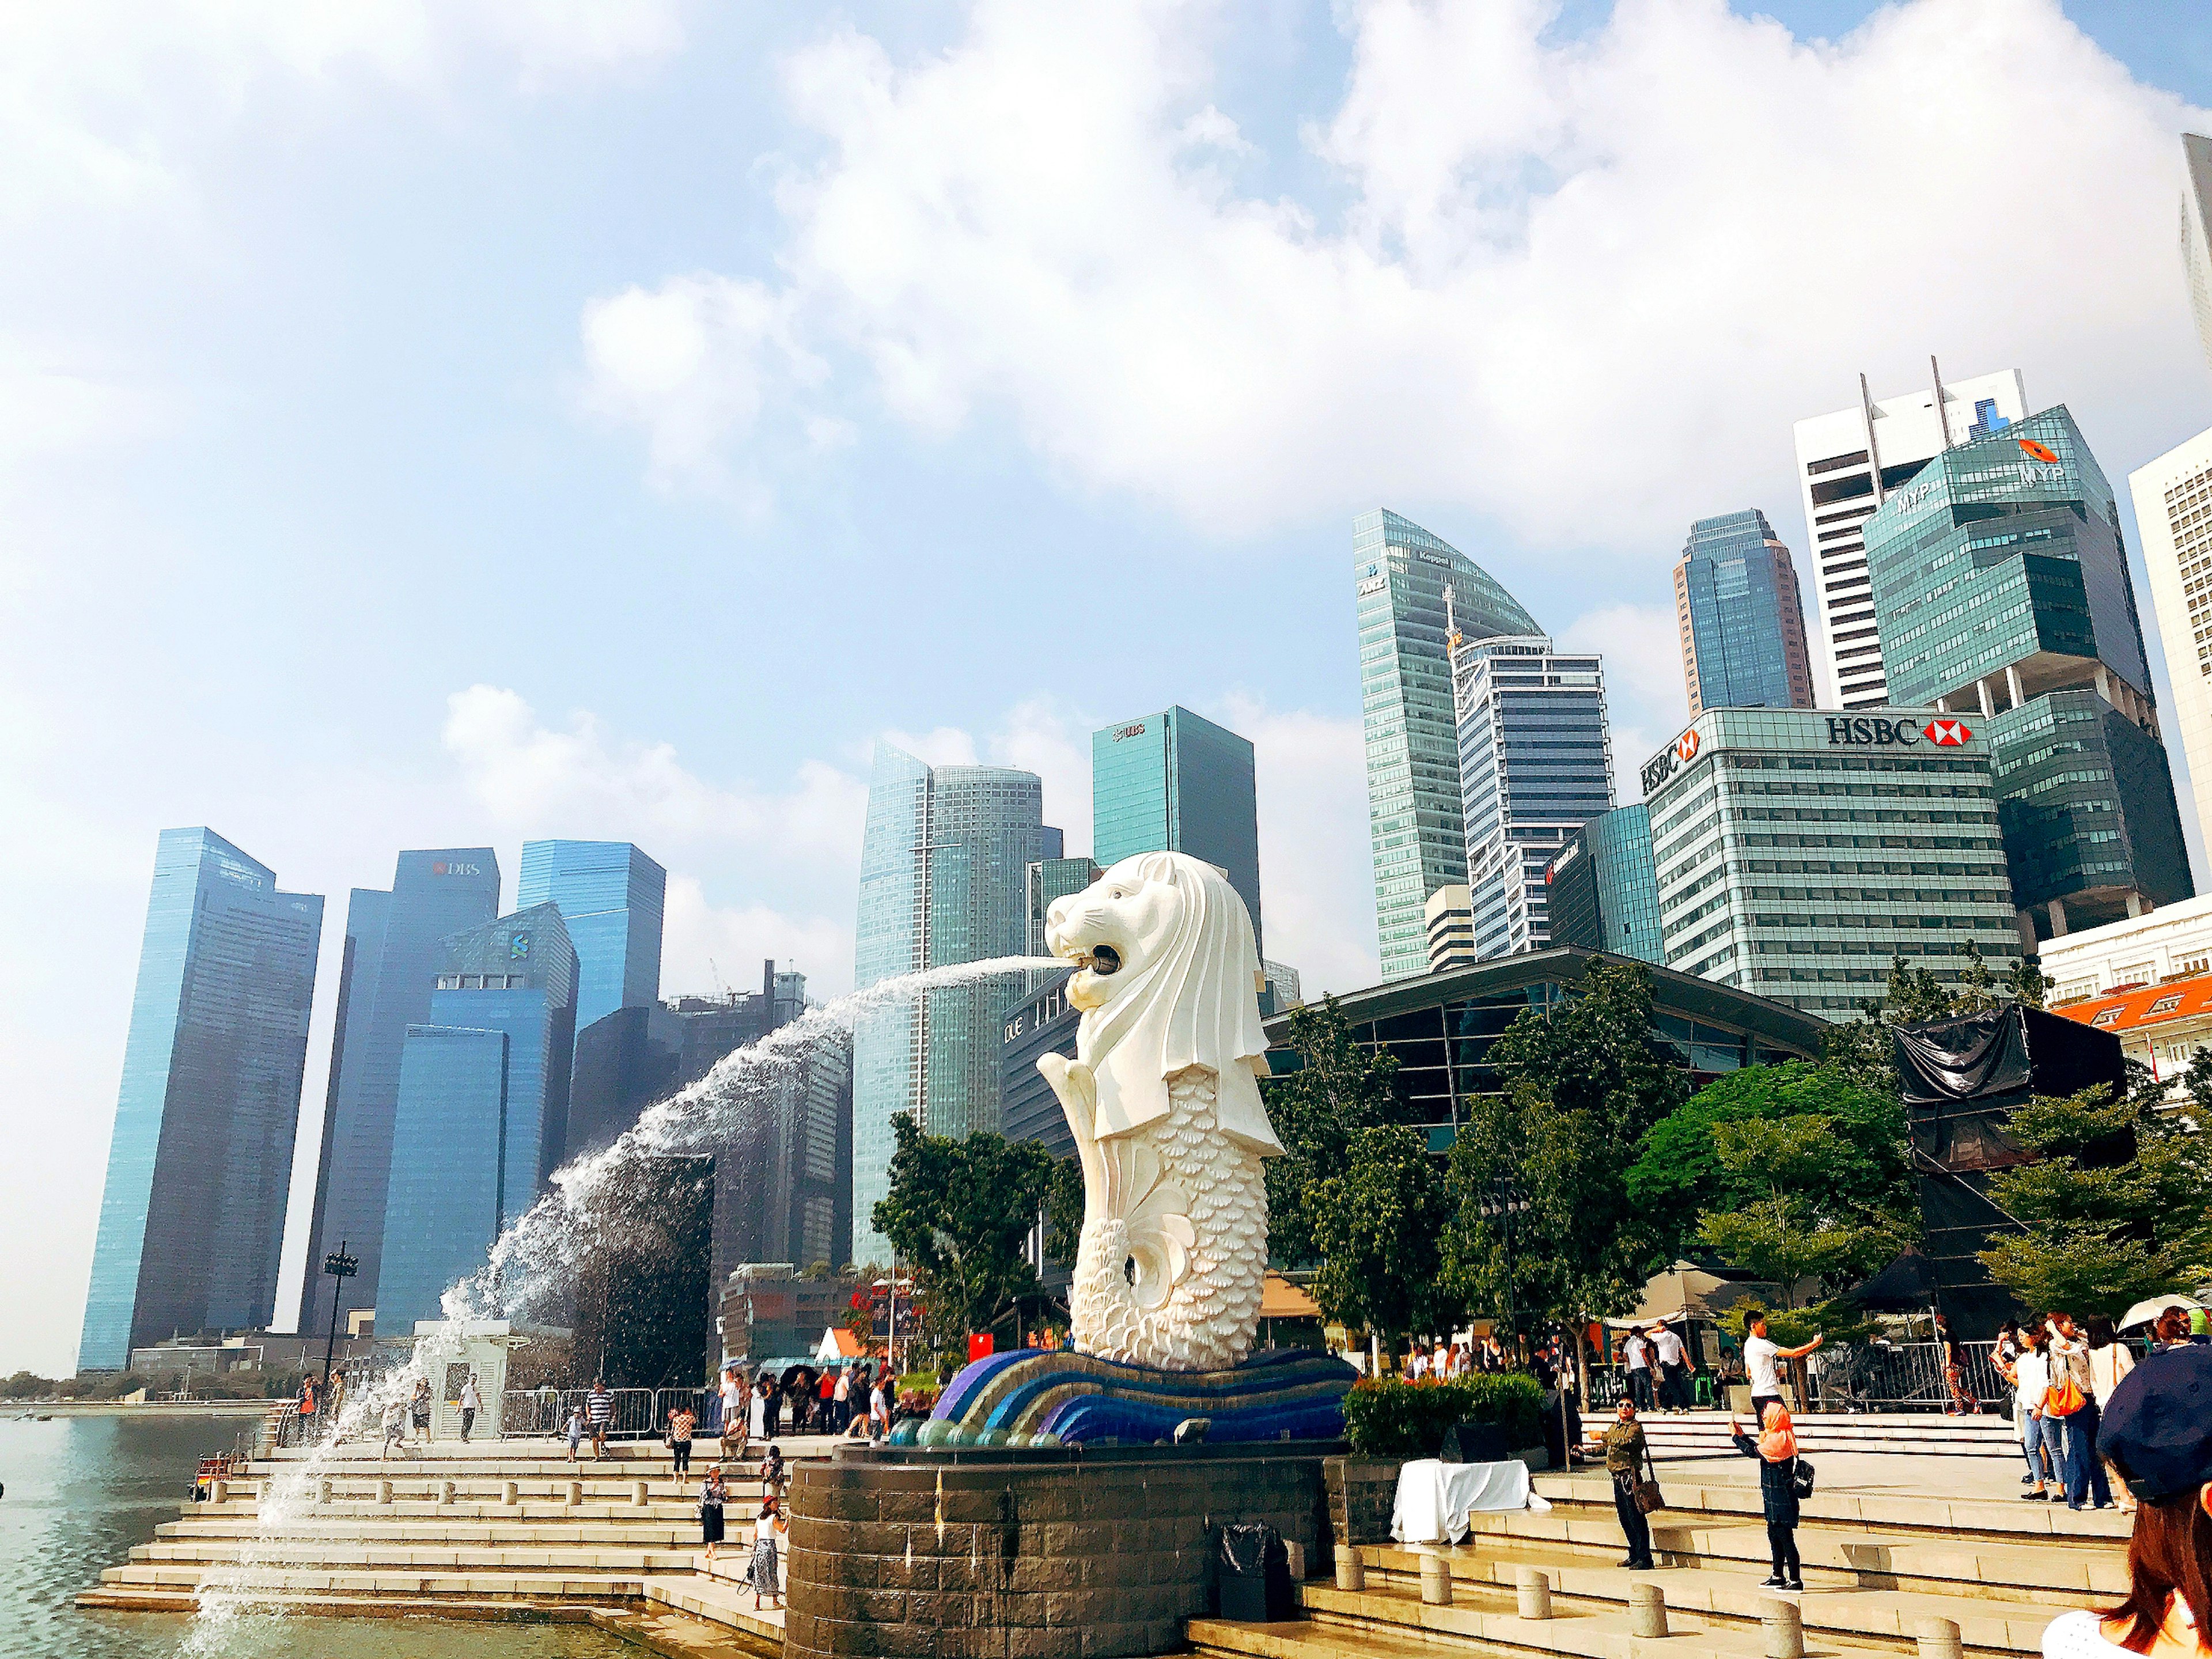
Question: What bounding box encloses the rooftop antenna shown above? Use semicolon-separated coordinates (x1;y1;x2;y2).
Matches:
708;958;726;999
1858;373;1887;507
1931;354;1953;450
1445;583;1462;658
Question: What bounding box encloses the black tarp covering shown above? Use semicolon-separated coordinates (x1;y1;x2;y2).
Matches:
1893;1009;2030;1107
1849;1247;1941;1313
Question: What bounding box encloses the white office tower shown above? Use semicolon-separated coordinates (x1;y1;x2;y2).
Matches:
2130;426;2212;853
1792;365;2030;709
1423;885;1476;972
1452;633;1613;960
2183;135;2212;372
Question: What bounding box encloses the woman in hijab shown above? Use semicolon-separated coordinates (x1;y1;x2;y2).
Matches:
1730;1402;1804;1591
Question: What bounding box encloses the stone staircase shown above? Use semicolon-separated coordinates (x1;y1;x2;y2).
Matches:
1623;1410;2025;1463
1190;1462;2126;1659
78;1439;767;1616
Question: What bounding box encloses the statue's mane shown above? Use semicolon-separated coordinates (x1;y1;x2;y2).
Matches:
1078;851;1282;1155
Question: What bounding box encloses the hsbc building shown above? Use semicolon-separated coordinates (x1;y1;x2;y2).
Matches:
1638;707;2020;1020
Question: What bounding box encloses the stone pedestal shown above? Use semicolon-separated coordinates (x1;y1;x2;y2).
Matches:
785;1439;1339;1659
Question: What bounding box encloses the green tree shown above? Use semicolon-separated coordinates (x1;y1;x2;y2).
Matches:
1045;1155;1085;1268
869;1116;1059;1365
1977;1065;2212;1317
1695;1113;1915;1304
1627;1060;1913;1263
1441;962;1690;1338
1261;996;1403;1268
1308;1126;1460;1353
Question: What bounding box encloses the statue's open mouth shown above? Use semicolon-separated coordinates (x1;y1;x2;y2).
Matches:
1078;944;1122;976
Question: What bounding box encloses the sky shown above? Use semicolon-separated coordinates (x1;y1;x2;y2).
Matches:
4;0;2211;1378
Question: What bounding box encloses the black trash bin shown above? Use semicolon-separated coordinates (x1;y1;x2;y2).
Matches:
1215;1521;1293;1622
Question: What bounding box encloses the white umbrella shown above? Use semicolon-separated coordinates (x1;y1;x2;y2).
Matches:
2118;1294;2202;1331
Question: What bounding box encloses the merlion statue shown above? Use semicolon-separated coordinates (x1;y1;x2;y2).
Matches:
1038;851;1282;1372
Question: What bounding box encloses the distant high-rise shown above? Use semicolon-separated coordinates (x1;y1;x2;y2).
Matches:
517;840;665;1032
1355;509;1542;979
297;849;500;1337
1793;365;2030;709
1452;632;1614;960
1261;960;1303;1012
1544;805;1664;965
1673;510;1815;714
79;830;323;1370
1027;857;1101;957
851;746;1054;1266
1423;885;1475;973
2182;135;2212;371
1863;405;2193;941
2130;425;2212;855
1093;705;1264;956
376;904;577;1334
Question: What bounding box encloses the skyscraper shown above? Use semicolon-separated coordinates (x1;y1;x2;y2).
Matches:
1544;804;1664;965
1673;510;1815;715
2130;425;2212;853
1027;857;1101;957
80;830;323;1369
851;745;1055;1265
1793;366;2030;709
1452;632;1614;960
2181;134;2212;372
1423;885;1475;972
1864;406;2194;941
517;840;665;1032
296;848;500;1337
1092;706;1264;956
375;904;577;1333
1355;508;1542;979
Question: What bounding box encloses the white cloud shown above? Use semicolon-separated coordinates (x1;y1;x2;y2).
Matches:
661;877;854;1002
1561;601;1688;801
583;0;2209;550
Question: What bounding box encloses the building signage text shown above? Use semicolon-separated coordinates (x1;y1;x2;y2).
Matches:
1112;723;1147;742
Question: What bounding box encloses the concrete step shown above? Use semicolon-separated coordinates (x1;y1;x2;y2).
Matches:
157;1518;702;1544
95;1563;657;1600
124;1540;702;1571
1456;1507;2127;1603
644;1573;787;1647
1531;1471;2131;1547
193;1503;710;1524
1623;1411;2024;1462
1352;1542;2073;1653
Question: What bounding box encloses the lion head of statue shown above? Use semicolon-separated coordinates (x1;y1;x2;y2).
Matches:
1043;850;1282;1156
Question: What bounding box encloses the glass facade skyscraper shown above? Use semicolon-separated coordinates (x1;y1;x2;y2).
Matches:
1544;804;1665;965
1862;405;2193;940
1356;509;1541;979
80;830;323;1370
296;847;500;1336
517;840;665;1032
376;903;577;1333
851;745;1054;1266
1452;635;1613;960
1673;510;1815;714
1027;857;1101;957
1092;705;1264;956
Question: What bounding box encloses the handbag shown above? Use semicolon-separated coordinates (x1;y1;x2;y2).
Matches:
1634;1442;1665;1514
2044;1375;2088;1418
1791;1457;1815;1499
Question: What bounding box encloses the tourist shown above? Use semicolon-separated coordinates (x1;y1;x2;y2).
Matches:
586;1378;614;1459
833;1365;853;1433
459;1373;482;1443
749;1374;770;1446
817;1367;836;1433
719;1366;745;1460
759;1442;786;1502
869;1372;891;1441
1407;1347;1429;1381
667;1399;697;1487
1602;1399;1657;1571
1534;1340;1584;1468
1743;1315;1822;1427
2050;1314;2115;1512
2083;1315;2136;1516
2015;1325;2060;1502
750;1493;788;1611
2036;1344;2212;1656
565;1404;584;1464
2155;1309;2192;1351
1435;1339;1452;1378
410;1377;434;1445
1650;1321;1690;1414
1936;1314;1978;1416
327;1370;347;1436
382;1393;407;1457
1623;1328;1656;1414
699;1465;728;1563
1729;1403;1804;1592
296;1373;319;1445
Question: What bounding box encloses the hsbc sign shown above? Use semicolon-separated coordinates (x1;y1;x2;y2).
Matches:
1825;716;1973;748
1640;725;1709;796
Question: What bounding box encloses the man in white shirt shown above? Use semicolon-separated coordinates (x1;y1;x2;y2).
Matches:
1623;1328;1654;1413
1743;1314;1822;1426
1650;1323;1690;1413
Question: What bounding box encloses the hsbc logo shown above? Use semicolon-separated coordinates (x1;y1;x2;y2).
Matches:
1641;724;1708;796
430;861;483;877
1676;730;1700;763
1925;718;1972;747
1825;716;1972;748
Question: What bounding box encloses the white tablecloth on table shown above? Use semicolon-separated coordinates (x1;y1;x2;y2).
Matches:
1390;1459;1551;1543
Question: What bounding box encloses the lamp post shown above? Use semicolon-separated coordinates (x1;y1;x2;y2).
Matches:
320;1242;359;1414
1477;1178;1531;1350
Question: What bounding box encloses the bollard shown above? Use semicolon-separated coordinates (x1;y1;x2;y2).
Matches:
1335;1552;1366;1592
1419;1555;1453;1607
209;1480;228;1505
633;1479;650;1506
1284;1541;1306;1582
1914;1618;1963;1659
317;1476;332;1505
1515;1566;1553;1620
438;1478;456;1507
1628;1582;1668;1639
568;1479;584;1507
377;1478;393;1506
1762;1596;1804;1659
502;1479;519;1508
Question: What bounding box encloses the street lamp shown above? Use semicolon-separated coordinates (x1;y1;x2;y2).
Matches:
320;1243;359;1416
1475;1178;1531;1346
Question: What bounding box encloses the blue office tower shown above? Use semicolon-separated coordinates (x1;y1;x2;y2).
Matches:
79;830;323;1370
1093;706;1264;958
1544;805;1664;965
375;904;577;1333
517;840;665;1032
296;848;500;1337
1673;510;1816;714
